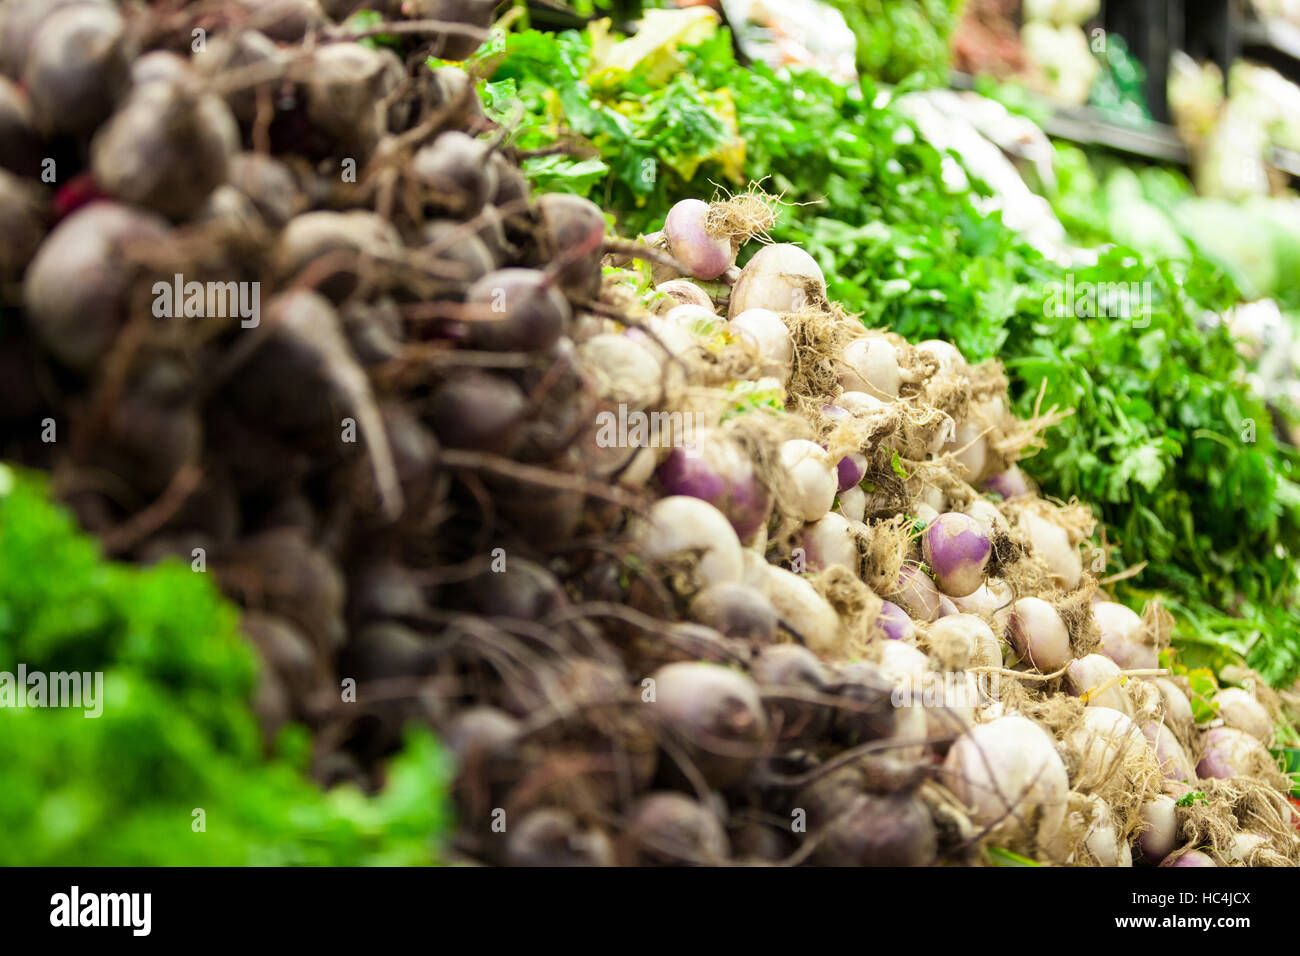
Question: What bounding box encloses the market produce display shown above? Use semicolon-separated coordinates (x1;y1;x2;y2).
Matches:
1;0;1298;867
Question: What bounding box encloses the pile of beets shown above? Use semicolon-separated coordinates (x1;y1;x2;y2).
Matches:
1;0;1296;867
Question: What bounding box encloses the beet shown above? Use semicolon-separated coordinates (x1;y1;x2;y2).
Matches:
196;30;287;124
535;192;606;301
800;774;937;866
506;809;616;867
423;219;496;284
239;0;326;43
750;643;834;744
23;202;170;371
21;3;129;137
406;0;499;61
463;559;567;620
0;169;45;280
618;792;730;865
340;621;437;682
0;0;110;79
219;527;347;651
242;611;323;711
297;42;402;160
428;371;527;454
274;210;404;302
91;77;239;220
830;660;898;745
226;153;307;228
0;77;42;177
465;268;571;353
413;130;497;218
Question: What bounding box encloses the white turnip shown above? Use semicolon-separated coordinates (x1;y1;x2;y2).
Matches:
777;439;837;522
1007;597;1072;672
727;243;826;318
944;715;1069;846
637;496;745;587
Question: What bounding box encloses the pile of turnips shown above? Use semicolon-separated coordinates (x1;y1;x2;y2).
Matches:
0;0;1296;867
582;191;1300;867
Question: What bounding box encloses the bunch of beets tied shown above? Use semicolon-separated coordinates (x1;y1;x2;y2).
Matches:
0;0;1296;867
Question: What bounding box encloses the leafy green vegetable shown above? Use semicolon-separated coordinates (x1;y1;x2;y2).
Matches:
0;468;451;865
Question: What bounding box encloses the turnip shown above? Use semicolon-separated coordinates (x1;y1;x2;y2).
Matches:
1093;600;1155;670
834;451;868;493
915;338;965;372
835;486;866;522
1020;510;1083;591
947;420;988;483
1136;794;1178;863
922;512;991;598
727;243;826;318
428;371;527;455
91;77;239;220
837;391;887;417
799;513;858;572
1140;720;1196;782
649;661;767;788
21;3;128;137
1161;850;1216;867
911;479;947;513
944;715;1069;846
1065;654;1130;714
656;436;771;543
964;498;1009;537
1007;596;1072;672
619;792;730;865
874;600;915;642
777;439;837;522
24;202;170;372
913;503;940;527
1068;707;1152;792
689;582;778;644
638;496;744;587
1153;677;1195;727
664;303;723;339
729;308;793;381
656;278;714;312
889;565;941;623
578;333;665;409
838;337;902;399
464;268;571;353
662;198;732;280
764;565;842;655
506;809;615;867
1211;688;1273;745
751;643;834;743
1046;793;1129;866
982;466;1031;500
928;614;999;670
951;578;1013;627
1197;726;1277;780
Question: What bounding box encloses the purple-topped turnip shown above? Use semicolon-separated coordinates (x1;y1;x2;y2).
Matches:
922;512;991;598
